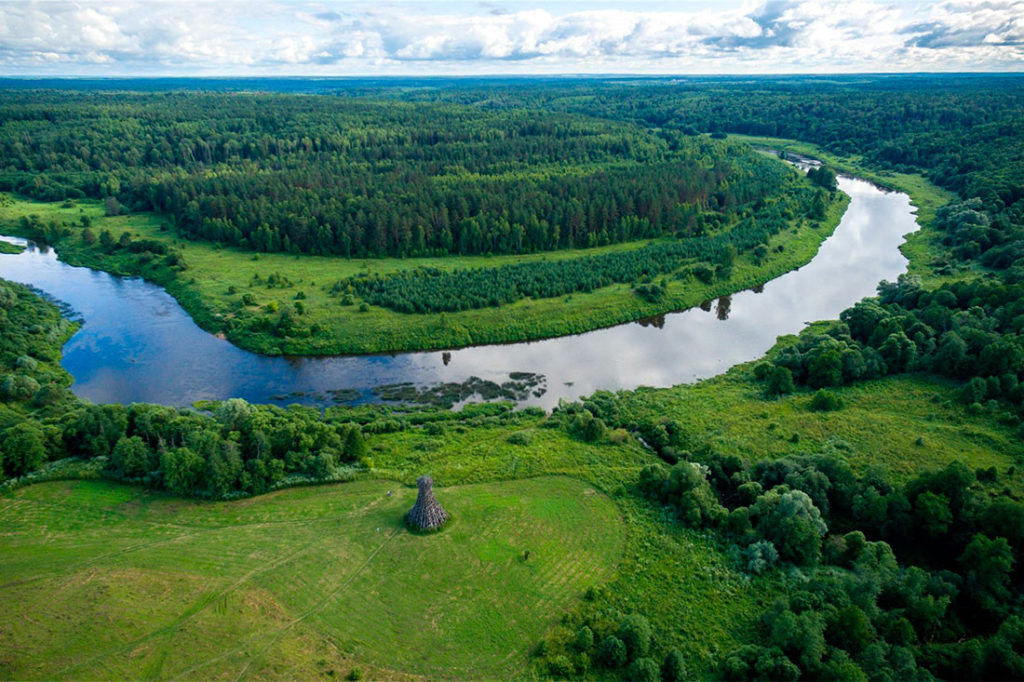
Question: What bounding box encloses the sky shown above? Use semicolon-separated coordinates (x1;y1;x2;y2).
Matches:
0;0;1022;76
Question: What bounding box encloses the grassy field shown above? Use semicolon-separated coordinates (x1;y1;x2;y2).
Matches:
729;135;968;288
0;476;626;680
0;180;848;355
606;362;1024;481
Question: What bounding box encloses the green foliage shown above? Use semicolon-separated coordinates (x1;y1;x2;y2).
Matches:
0;421;46;477
0;92;802;261
661;648;687;682
618;614;652;661
626;657;660;682
764;365;795;397
809;389;844;412
597;636;628;669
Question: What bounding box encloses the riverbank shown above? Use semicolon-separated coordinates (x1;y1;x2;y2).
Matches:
0;172;847;356
729;135;962;287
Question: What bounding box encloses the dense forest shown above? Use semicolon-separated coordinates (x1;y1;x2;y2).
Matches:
0;94;802;258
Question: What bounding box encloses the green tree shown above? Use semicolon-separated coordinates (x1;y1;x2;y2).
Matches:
161;447;205;495
618;614;652;661
765;366;795;397
343;426;368;461
575;625;595;652
662;649;687;682
913;491;952;539
109;435;150;478
0;422;47;477
627;657;660;682
597;636;627;668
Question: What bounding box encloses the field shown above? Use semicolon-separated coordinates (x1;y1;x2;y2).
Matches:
0;476;625;680
0;159;848;356
608;366;1024;480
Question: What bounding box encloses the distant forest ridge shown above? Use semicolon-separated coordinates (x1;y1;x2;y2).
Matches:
0;92;808;257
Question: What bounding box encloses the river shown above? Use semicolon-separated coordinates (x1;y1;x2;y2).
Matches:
0;172;919;410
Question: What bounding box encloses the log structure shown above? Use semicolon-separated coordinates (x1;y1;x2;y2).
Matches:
407;475;449;530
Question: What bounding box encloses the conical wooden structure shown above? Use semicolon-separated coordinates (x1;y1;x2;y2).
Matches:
407;475;449;530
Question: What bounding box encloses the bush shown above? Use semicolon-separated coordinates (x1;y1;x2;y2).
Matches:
0;374;41;401
598;636;628;668
507;431;531;446
627;657;661;682
809;389;844;412
662;649;687;681
618;614;653;661
765;366;795;397
575;625;595;651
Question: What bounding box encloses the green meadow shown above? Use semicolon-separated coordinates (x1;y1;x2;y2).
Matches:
0;476;624;680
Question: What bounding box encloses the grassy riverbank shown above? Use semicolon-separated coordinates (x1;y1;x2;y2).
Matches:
0;168;847;356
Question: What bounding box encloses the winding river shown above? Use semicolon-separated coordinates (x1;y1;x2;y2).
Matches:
0;172;919;409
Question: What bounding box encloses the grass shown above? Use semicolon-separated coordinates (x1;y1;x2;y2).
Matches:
0;183;847;355
0;476;625;680
0;239;24;254
609;361;1024;481
729;135;973;288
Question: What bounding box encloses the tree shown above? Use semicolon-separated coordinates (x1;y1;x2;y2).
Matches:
618;614;652;661
598;636;627;668
109;435;150;478
662;649;687;682
627;657;660;682
751;488;828;565
765;365;795;397
343;426;367;461
575;626;595;652
0;422;47;477
960;533;1014;615
104;196;121;216
161;446;205;495
913;491;952;539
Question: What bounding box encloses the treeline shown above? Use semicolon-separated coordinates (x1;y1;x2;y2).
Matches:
342;182;824;313
0;93;794;257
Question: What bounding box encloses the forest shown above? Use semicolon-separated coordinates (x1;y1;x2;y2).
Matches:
0;93;802;258
1;75;1024;680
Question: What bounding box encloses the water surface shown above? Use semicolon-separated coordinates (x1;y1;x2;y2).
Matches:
0;173;918;409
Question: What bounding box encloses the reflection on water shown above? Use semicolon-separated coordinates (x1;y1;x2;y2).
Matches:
715;296;732;321
0;174;919;409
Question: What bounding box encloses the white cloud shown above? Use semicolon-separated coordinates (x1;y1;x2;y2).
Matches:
0;0;1020;74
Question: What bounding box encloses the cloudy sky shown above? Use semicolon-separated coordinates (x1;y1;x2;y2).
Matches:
0;0;1022;75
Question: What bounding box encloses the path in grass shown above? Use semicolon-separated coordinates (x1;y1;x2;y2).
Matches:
0;476;624;680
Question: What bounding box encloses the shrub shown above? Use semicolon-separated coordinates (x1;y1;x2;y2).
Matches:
618;614;652;661
809;389;844;412
507;431;531;446
662;649;687;682
627;657;661;682
598;636;628;668
765;366;795;397
575;625;595;651
0;374;41;401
